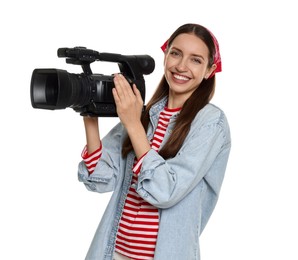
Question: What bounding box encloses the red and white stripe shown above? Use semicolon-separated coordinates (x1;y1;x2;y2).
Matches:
115;107;180;260
81;143;102;174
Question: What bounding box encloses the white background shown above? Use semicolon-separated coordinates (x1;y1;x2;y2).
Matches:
1;0;297;259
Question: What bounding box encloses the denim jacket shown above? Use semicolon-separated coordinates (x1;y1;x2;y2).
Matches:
78;97;231;260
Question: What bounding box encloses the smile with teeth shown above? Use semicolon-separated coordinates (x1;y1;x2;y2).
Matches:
173;73;190;81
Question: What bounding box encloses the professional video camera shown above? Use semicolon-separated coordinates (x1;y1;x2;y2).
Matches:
30;47;155;117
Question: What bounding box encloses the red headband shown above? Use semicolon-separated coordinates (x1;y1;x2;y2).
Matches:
161;29;222;79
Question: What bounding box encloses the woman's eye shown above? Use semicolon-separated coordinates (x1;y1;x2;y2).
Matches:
170;50;180;57
192;58;202;64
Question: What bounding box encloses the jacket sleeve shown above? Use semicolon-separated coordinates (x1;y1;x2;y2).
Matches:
78;122;125;193
135;110;231;208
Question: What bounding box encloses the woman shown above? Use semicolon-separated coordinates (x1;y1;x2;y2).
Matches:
78;23;231;260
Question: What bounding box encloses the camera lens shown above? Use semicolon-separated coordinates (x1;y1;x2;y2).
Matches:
30;69;77;110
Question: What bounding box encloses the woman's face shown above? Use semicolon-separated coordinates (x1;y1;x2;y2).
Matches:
164;33;216;105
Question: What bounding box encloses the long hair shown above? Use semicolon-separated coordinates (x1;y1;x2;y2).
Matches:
122;23;217;159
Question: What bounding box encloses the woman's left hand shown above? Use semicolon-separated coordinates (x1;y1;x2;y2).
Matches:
112;74;144;128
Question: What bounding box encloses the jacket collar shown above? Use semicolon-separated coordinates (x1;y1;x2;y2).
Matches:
149;97;168;118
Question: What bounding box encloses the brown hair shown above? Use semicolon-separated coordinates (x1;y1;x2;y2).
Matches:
122;23;217;159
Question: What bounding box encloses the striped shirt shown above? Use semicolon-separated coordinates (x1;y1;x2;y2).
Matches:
82;107;181;260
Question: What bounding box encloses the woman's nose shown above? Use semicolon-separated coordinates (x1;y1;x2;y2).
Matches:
175;58;188;72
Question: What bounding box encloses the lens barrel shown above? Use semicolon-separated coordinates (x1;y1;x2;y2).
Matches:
30;69;117;113
31;68;96;110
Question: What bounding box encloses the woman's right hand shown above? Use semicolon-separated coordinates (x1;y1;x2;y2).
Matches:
83;116;101;154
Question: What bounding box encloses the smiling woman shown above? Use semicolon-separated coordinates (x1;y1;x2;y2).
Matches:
164;33;217;108
78;23;231;260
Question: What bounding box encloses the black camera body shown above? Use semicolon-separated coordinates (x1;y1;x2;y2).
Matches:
30;47;155;117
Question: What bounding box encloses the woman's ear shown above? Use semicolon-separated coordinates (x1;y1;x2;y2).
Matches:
205;64;217;79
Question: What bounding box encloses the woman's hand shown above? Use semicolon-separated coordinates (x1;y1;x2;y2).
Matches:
112;74;144;129
112;74;150;159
